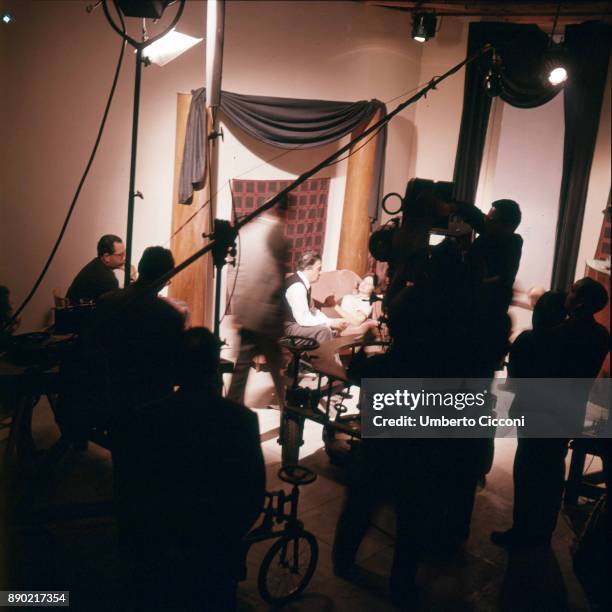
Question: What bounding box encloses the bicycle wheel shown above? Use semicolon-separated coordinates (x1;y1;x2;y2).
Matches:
257;531;318;604
280;413;303;466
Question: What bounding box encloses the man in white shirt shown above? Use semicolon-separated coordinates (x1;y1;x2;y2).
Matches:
284;252;347;343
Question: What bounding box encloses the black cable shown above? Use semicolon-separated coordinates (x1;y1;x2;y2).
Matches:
5;14;127;330
551;0;563;41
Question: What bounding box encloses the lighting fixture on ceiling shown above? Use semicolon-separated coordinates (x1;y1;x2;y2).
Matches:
484;53;504;97
115;0;176;19
544;0;568;87
544;45;569;86
2;12;13;24
412;13;437;43
141;28;202;66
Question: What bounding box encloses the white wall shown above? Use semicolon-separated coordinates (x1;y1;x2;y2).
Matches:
215;0;422;273
1;0;207;330
475;65;611;293
1;0;421;330
480;94;566;292
412;17;468;183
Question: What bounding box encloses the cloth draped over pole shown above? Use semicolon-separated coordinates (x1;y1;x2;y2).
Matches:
179;88;387;221
452;21;611;289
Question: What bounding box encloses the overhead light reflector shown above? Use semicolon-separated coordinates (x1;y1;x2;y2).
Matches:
543;44;569;87
412;13;437;43
142;29;202;66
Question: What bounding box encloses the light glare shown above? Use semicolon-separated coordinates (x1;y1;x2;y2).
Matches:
142;29;203;67
548;66;568;85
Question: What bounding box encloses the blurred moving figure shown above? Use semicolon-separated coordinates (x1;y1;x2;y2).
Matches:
227;203;289;408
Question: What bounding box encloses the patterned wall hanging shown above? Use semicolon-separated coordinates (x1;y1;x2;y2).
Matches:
230;178;330;271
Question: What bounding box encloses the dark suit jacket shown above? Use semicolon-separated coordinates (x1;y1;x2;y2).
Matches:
115;389;266;560
66;257;119;304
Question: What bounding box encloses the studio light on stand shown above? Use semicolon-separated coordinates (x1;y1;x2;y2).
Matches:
100;0;202;286
412;13;437;43
141;28;201;66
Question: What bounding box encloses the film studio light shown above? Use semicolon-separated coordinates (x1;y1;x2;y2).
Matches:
412;13;437;43
543;0;568;87
543;44;568;86
115;0;175;19
141;28;202;66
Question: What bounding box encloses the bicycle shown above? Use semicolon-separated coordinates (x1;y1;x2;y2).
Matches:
242;464;319;604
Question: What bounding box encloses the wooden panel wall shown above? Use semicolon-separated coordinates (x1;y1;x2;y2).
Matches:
169;93;213;328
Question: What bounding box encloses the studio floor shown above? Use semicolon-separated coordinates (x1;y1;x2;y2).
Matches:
0;307;603;610
0;385;602;611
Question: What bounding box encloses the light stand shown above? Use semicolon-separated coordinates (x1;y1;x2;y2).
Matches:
204;219;236;339
101;0;187;287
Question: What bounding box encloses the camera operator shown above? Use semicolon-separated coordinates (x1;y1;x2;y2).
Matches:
429;198;522;379
453;198;523;316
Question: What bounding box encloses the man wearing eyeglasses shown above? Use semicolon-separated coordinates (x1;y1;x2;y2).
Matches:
66;234;127;304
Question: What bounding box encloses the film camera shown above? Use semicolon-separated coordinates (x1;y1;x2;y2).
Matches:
369;178;472;264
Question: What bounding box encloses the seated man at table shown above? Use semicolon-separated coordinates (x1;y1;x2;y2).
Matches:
66;234;126;304
284;251;347;343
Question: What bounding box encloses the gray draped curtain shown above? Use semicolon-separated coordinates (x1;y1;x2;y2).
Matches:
179;88;386;220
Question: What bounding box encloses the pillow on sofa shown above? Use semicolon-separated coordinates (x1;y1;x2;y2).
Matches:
311;269;362;318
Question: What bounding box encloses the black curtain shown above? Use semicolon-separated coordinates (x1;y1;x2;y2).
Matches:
452;22;561;203
551;22;611;289
179;88;386;220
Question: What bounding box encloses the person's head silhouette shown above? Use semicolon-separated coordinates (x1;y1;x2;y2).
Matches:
565;277;608;319
532;291;567;331
177;327;222;392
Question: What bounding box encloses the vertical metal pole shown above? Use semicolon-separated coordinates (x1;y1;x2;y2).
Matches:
213;261;222;338
124;47;143;287
206;0;225;333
